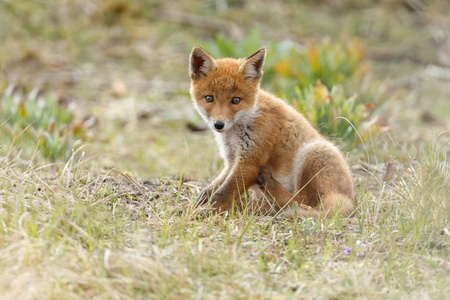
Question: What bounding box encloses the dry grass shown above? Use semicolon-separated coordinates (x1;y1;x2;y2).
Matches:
0;135;448;299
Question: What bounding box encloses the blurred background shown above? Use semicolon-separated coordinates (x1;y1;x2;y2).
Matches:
0;0;449;179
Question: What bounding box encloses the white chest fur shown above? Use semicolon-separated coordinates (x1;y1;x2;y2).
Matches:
214;122;255;163
213;106;260;163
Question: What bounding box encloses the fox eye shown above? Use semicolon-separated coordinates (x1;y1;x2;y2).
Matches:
205;95;214;103
231;97;241;104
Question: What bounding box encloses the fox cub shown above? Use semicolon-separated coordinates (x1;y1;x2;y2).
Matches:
189;46;354;218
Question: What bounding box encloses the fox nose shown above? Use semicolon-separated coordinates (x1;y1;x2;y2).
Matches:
214;121;225;130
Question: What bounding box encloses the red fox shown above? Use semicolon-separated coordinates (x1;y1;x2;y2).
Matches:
189;46;354;218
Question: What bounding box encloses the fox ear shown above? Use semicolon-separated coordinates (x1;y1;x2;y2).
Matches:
239;48;266;81
189;46;216;80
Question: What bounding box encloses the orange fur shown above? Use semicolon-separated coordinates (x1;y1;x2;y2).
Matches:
189;46;354;218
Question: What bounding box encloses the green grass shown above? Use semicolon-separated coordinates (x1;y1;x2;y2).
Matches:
0;0;449;298
0;86;85;161
0;138;448;298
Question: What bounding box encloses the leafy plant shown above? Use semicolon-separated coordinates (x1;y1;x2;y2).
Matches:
201;33;387;149
290;81;381;149
203;30;292;86
274;39;368;87
0;85;85;161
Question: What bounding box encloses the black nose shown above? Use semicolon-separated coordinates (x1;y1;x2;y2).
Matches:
214;121;225;130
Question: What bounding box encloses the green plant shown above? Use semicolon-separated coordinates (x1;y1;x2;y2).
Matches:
0;85;85;161
202;30;292;86
272;38;370;91
290;81;382;149
202;33;386;149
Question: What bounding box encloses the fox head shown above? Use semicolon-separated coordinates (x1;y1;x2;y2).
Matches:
189;46;266;132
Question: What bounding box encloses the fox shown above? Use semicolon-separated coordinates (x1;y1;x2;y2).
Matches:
189;46;354;218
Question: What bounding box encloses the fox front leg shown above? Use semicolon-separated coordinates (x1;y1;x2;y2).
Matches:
208;161;259;212
195;166;230;207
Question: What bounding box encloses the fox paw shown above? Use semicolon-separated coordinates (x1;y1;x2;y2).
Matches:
257;166;272;188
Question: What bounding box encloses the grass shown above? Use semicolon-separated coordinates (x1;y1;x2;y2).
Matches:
0;0;449;298
0;85;86;161
0;137;448;298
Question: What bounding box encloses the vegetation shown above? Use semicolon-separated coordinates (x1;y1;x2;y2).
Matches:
0;86;86;161
205;33;385;148
0;0;449;298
